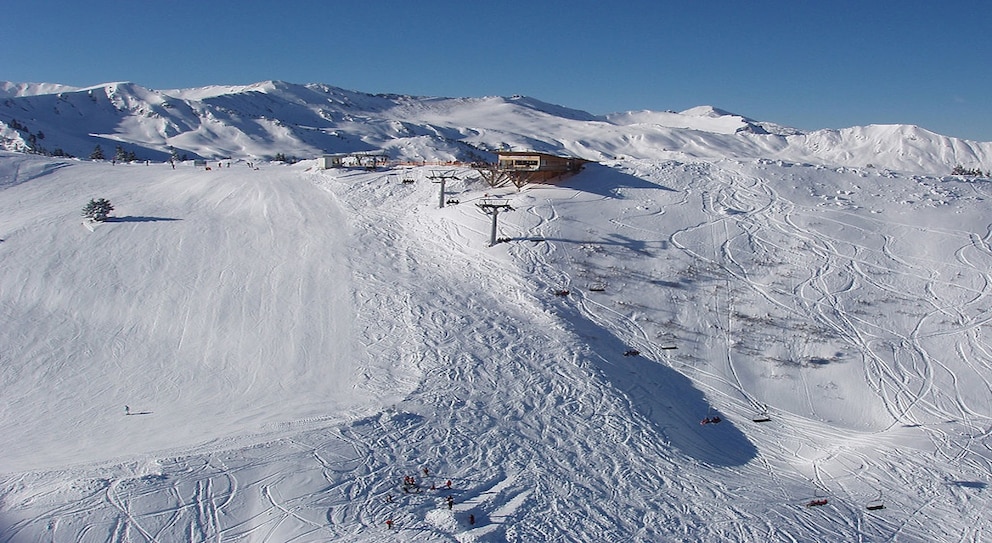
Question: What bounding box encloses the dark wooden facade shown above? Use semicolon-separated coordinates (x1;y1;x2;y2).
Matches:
493;151;591;184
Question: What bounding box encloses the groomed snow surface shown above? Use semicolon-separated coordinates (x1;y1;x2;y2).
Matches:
2;152;991;542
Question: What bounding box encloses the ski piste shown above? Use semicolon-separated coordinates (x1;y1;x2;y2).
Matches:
3;135;992;541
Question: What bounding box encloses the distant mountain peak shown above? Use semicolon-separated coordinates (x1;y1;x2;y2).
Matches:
0;79;989;173
0;81;82;98
679;105;738;118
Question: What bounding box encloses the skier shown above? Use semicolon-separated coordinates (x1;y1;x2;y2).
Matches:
469;514;475;525
403;475;420;493
446;496;454;510
386;519;394;530
422;467;430;477
125;405;131;416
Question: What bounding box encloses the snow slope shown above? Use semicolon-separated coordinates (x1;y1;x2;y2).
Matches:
2;148;992;541
0;155;405;474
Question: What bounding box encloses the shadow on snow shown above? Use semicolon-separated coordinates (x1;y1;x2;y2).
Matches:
519;233;668;255
105;216;182;223
558;163;676;198
560;302;758;468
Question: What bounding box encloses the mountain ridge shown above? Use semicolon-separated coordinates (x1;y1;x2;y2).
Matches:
0;80;989;174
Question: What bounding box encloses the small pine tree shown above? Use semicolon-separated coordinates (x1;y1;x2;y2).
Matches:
90;145;105;160
952;165;984;176
82;198;114;222
114;145;128;162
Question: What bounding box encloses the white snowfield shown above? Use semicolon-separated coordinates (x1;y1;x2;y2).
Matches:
2;150;992;542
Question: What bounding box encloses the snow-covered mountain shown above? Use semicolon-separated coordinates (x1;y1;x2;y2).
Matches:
2;81;992;542
1;80;990;174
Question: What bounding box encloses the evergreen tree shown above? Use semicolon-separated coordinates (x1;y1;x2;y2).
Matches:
82;198;114;222
114;145;128;162
90;145;105;160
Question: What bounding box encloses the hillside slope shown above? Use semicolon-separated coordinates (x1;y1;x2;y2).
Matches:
2;152;992;541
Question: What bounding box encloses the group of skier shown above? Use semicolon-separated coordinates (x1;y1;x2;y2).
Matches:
385;467;469;531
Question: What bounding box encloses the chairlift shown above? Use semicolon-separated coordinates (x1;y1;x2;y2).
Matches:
700;406;722;425
402;170;416;184
804;489;828;508
866;490;885;511
752;405;771;423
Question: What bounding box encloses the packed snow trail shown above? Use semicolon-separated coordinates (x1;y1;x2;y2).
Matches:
0;158;392;472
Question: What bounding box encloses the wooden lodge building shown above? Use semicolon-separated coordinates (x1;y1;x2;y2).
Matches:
493;151;591;184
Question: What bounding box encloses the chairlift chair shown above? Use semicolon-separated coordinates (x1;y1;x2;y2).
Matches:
866;490;885;511
804;489;828;508
700;406;722;425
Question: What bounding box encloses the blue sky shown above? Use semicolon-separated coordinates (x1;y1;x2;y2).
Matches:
3;0;991;141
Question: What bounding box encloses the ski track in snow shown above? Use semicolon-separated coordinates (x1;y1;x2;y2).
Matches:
2;155;992;541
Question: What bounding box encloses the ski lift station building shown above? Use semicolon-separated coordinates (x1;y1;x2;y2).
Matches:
317;151;389;170
495;151;591;182
496;151;589;173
